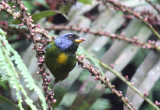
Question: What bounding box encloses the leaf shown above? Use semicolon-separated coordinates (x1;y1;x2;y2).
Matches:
31;10;57;23
59;3;72;14
35;0;49;9
0;29;47;110
0;79;7;90
78;0;92;4
89;99;111;110
24;1;32;13
12;10;57;24
0;96;19;110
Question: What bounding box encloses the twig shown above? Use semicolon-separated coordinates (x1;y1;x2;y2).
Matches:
1;1;159;109
146;0;160;15
76;55;135;110
93;57;160;110
0;1;55;109
1;23;159;51
47;24;160;51
2;23;160;51
0;2;51;39
15;0;55;109
103;0;160;39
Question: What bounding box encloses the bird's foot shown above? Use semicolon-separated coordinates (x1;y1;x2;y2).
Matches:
45;80;57;103
48;89;55;95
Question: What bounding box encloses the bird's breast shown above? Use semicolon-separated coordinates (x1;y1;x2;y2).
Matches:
56;53;68;64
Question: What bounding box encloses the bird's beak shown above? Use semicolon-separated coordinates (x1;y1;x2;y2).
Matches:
75;38;85;43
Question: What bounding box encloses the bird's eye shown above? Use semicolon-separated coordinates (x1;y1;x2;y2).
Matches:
68;36;72;39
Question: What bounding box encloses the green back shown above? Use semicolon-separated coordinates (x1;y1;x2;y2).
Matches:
45;41;76;82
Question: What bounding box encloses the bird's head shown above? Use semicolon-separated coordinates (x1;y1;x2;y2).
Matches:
55;33;85;53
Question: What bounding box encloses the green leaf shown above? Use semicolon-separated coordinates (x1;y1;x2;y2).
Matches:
0;96;19;110
24;1;32;13
78;0;92;4
59;2;72;14
0;29;47;110
35;0;49;8
31;10;57;23
12;10;57;24
90;99;111;110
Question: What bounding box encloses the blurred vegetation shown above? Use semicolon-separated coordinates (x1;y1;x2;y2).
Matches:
0;0;160;110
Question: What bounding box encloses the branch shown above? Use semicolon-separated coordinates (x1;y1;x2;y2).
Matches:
0;1;55;109
0;2;51;39
15;0;55;109
93;57;160;110
76;49;160;110
103;0;160;39
146;0;160;15
76;55;135;110
2;23;159;51
47;24;160;51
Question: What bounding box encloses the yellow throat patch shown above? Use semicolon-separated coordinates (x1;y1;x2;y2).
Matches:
56;53;67;64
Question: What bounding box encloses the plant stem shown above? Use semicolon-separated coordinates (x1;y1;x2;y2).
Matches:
104;0;160;39
77;55;135;110
95;58;160;110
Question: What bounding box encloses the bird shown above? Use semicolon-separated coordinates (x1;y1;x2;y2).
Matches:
45;33;85;92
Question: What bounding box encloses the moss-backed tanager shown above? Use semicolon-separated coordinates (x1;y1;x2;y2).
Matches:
45;33;85;92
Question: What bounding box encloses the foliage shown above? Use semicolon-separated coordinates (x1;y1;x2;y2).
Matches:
0;0;160;110
0;96;19;110
0;29;47;110
78;0;92;4
12;10;57;24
